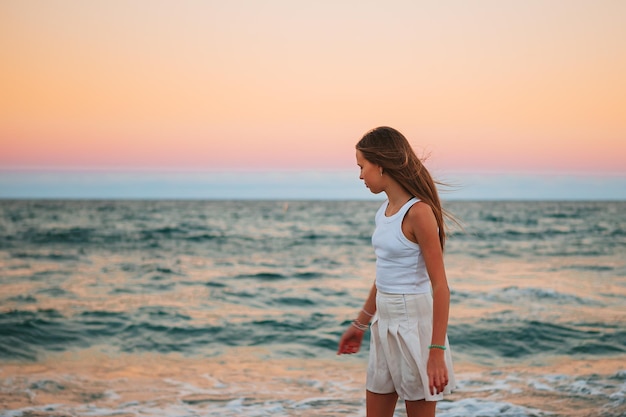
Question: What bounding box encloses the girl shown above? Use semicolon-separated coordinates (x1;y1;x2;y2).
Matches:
338;126;455;417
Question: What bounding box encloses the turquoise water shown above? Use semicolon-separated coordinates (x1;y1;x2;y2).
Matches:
0;200;625;416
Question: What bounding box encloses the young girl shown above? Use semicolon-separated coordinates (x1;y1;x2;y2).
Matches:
338;126;455;417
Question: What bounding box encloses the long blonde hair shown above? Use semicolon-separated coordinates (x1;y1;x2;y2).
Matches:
356;126;451;250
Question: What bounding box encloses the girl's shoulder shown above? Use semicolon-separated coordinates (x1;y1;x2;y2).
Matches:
405;201;437;228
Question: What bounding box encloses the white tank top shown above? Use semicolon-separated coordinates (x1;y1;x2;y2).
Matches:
372;197;431;294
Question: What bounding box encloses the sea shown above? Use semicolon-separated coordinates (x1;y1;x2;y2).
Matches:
0;199;624;417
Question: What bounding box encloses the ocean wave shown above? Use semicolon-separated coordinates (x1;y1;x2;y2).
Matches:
449;319;626;361
10;251;81;261
0;308;341;360
484;286;601;305
3;305;622;364
0;309;84;361
234;272;287;281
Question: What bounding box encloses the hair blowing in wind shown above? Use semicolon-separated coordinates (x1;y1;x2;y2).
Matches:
356;126;451;250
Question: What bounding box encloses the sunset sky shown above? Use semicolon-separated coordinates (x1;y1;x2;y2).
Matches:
1;1;625;199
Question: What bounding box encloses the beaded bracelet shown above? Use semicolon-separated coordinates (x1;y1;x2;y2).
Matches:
428;344;446;350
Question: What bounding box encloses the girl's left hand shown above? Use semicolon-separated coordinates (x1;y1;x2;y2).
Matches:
427;350;448;395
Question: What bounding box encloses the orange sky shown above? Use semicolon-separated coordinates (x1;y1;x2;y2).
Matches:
1;0;625;174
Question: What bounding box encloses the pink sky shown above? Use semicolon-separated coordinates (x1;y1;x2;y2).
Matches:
1;1;625;174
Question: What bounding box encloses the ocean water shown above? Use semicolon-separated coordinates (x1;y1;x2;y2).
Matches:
0;199;624;417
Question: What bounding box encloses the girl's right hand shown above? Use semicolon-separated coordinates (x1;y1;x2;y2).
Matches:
337;325;365;355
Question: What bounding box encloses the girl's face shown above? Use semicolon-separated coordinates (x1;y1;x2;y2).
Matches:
356;150;384;194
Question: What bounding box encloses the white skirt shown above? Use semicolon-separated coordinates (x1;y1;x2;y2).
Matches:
366;291;456;401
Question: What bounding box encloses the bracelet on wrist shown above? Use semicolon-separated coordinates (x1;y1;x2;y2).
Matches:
361;308;374;317
428;344;446;350
352;319;369;332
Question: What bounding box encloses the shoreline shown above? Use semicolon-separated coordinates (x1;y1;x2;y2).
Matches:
1;348;624;416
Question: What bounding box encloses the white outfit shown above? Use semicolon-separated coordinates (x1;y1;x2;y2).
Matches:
366;198;456;401
372;197;431;295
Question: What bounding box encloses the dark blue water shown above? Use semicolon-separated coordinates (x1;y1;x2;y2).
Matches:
1;200;625;416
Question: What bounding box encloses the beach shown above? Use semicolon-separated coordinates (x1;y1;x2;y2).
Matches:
1;200;624;416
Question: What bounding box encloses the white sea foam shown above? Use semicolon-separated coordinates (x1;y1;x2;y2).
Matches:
0;398;548;417
8;370;626;417
437;398;548;417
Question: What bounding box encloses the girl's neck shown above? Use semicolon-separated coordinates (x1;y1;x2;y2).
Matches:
384;185;413;216
385;181;412;204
